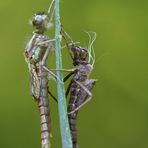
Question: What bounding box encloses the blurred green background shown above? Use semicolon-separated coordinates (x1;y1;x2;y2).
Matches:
0;0;148;147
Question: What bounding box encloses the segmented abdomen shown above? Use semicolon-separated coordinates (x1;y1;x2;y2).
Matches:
68;82;80;148
68;79;96;148
37;67;51;148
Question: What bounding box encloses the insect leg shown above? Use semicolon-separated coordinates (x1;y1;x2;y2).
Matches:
68;96;92;115
63;71;75;82
68;80;96;114
60;27;75;60
50;68;76;73
65;80;73;98
37;39;56;46
43;66;62;83
74;80;92;96
61;42;80;49
41;39;56;66
61;26;74;43
47;0;55;15
63;72;75;97
47;87;58;103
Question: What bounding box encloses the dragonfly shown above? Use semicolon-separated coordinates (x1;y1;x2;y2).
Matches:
56;29;97;148
24;0;58;148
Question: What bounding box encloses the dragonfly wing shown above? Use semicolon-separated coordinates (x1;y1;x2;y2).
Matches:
29;67;40;99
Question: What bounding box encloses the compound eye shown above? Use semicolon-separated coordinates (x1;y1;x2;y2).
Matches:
32;15;43;26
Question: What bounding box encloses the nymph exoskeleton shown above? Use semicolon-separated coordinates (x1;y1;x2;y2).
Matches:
59;30;97;148
24;0;57;148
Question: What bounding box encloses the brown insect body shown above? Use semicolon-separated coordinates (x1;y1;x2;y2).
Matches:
66;45;96;148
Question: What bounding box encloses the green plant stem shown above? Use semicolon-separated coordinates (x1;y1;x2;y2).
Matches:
54;0;73;148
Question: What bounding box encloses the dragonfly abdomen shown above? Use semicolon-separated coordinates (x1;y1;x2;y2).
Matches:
37;70;51;148
39;105;51;147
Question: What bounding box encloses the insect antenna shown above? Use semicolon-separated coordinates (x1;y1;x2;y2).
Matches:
90;32;96;66
85;31;96;66
85;31;92;63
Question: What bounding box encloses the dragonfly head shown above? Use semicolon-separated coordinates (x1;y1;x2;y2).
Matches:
32;12;52;33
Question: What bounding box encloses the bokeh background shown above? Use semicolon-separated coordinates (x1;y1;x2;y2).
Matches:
0;0;148;147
